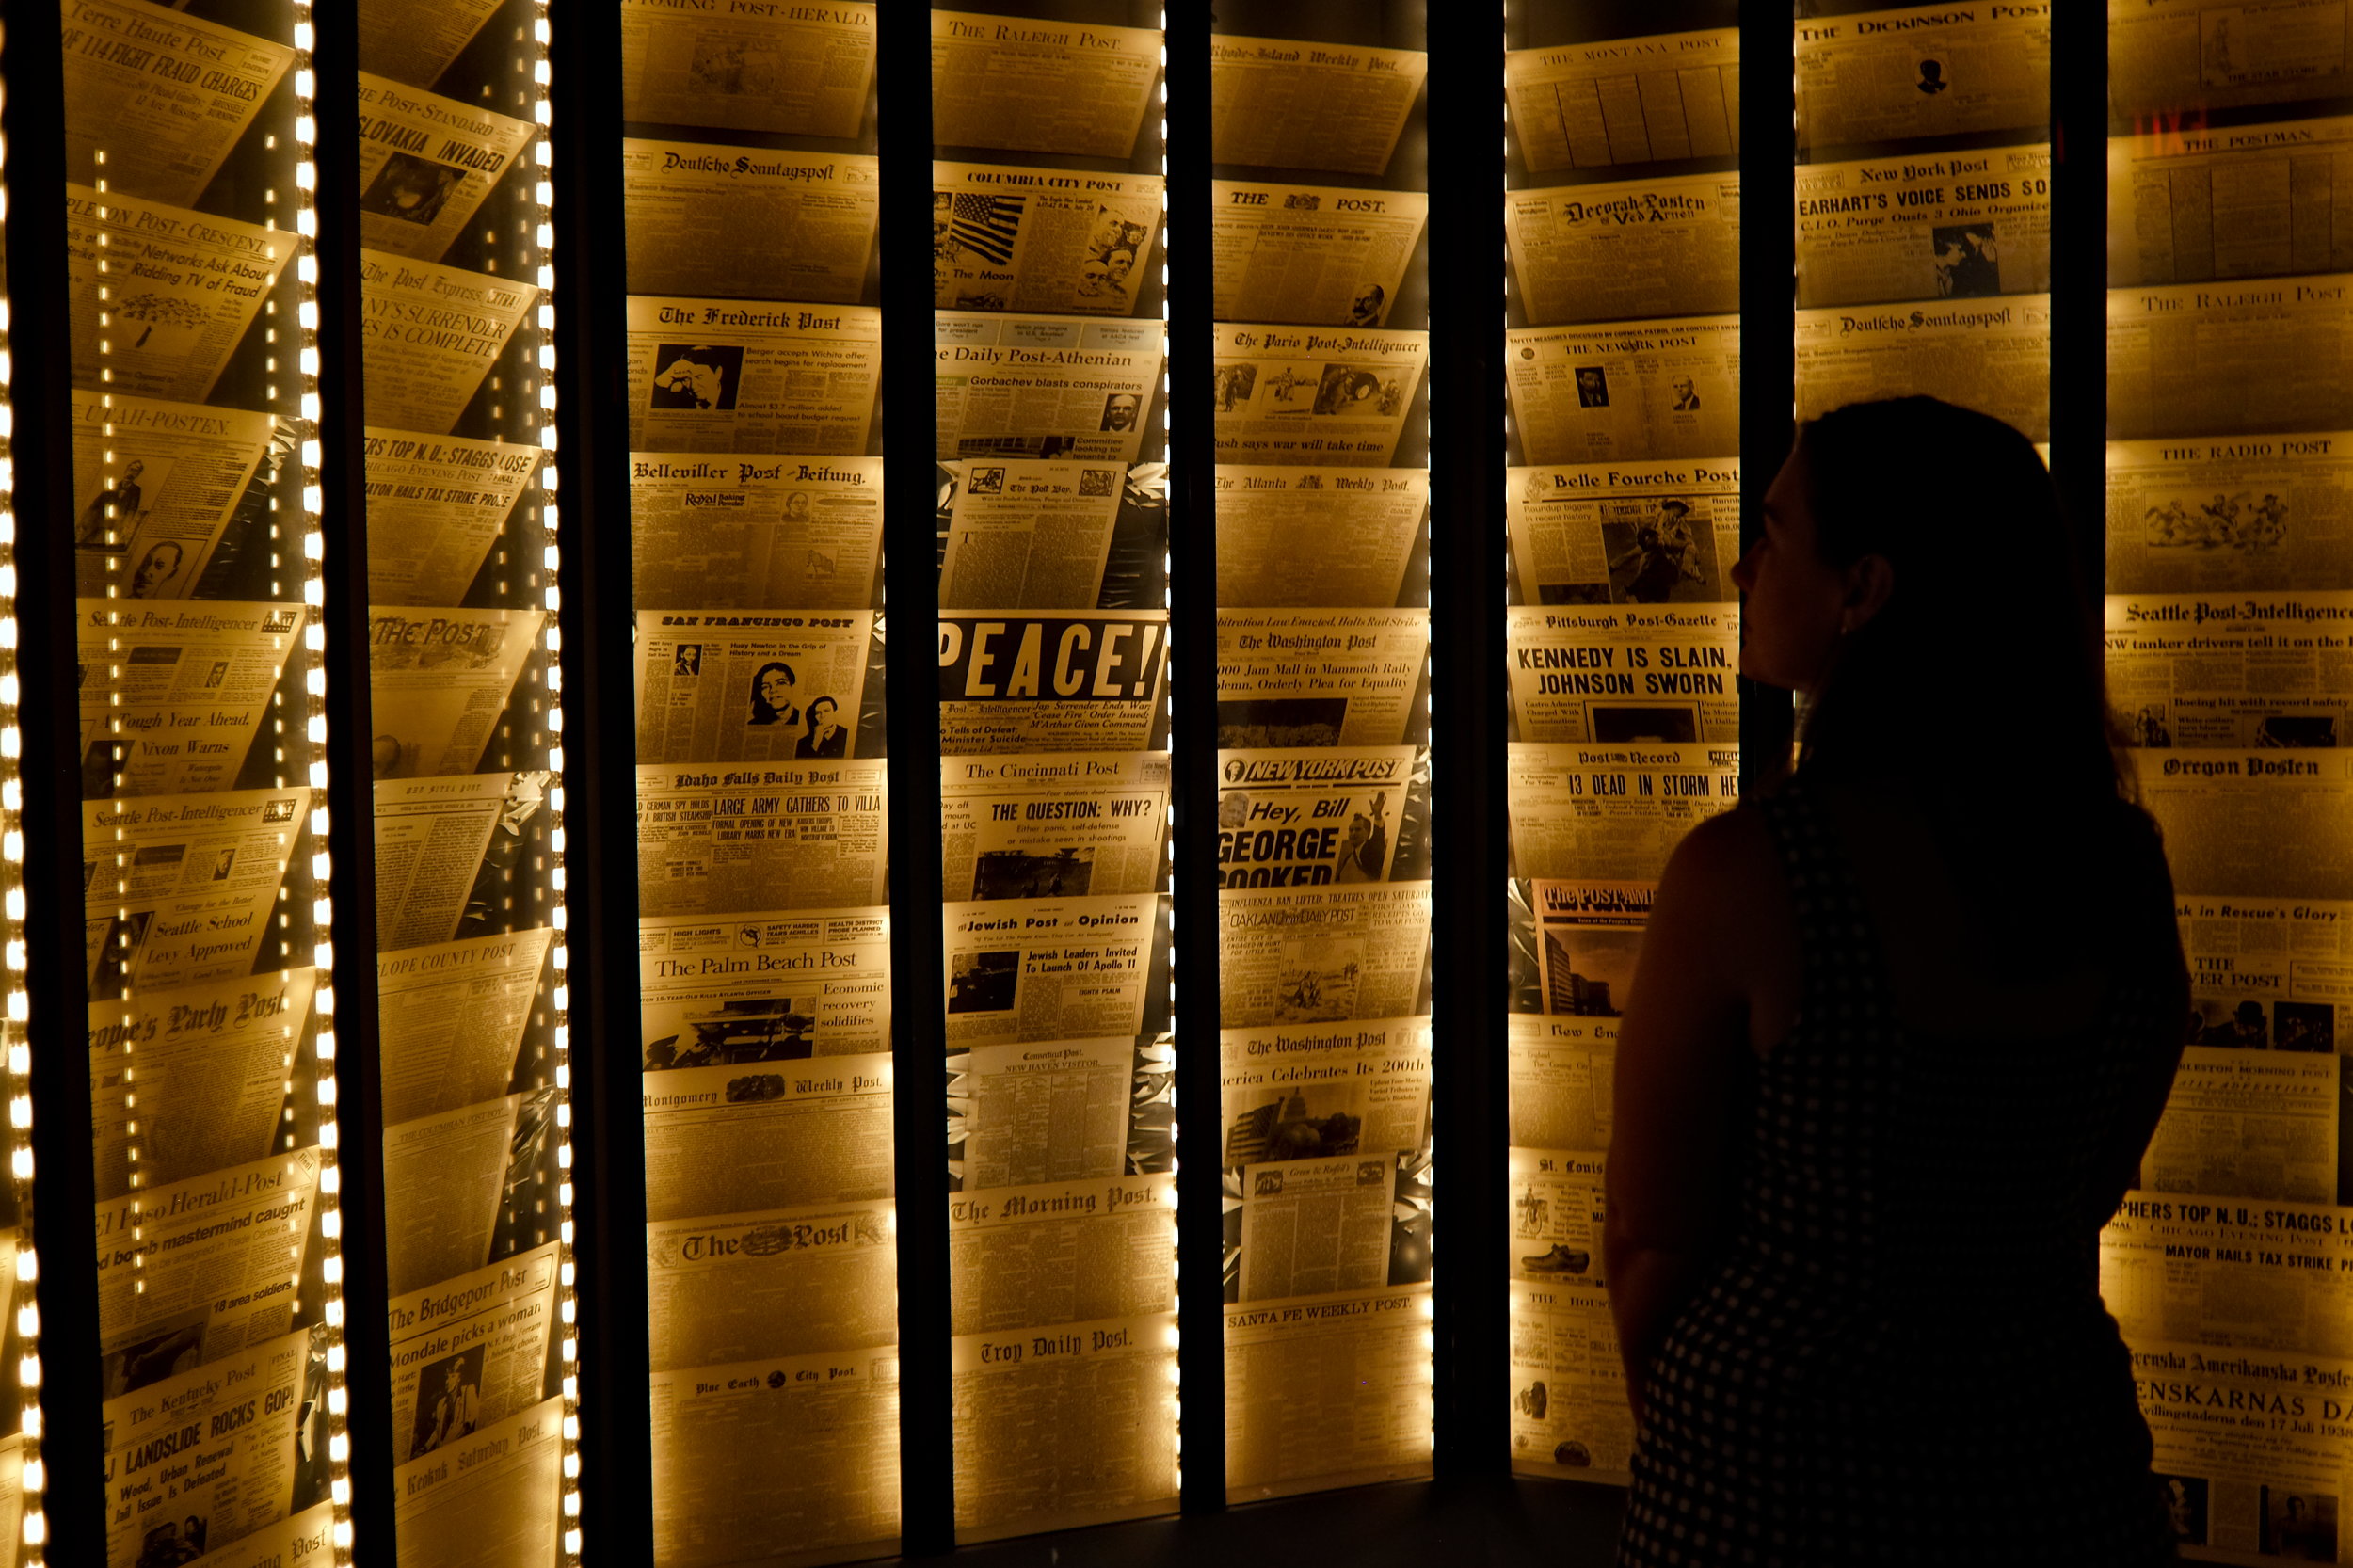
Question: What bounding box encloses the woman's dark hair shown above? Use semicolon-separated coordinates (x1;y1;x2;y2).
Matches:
747;661;797;725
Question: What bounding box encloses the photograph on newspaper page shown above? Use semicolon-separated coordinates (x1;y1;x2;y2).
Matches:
1215;745;1427;889
2106;432;2353;594
84;787;308;999
1226;1286;1434;1500
1503;29;1737;174
366;607;543;779
362;429;542;606
628;296;882;456
1230;1151;1430;1303
1794;5;2050;150
624;140;879;304
1215;609;1429;748
357;0;503;90
2109;278;2353;440
1793;295;2051;440
937;610;1169;755
952;1309;1178;1541
1211;324;1428;467
648;1199;897;1373
2110;0;2353;120
1795;144;2052;310
1210;182;1425;328
1507;1009;1616;1155
1209;34;1427;177
88;967;314;1201
101;1328;321;1568
1508;458;1739;607
933;164;1161;317
377;929;554;1126
942;892;1164;1048
1506;742;1739;882
76;600;298;798
1509;172;1737;328
71;392;275;598
1507;1144;1606;1293
644;1054;892;1224
62;0;293;209
387;1243;557;1465
66;186;296;405
949;1039;1173;1192
383;1087;553;1297
632;454;882;611
1215;466;1427;609
391;1397;564;1568
1509;1272;1631;1480
636;612;875;763
1217;883;1432;1029
1504;316;1738;467
931;10;1160;159
2107;591;2353;748
1506;603;1737;744
650;1351;899;1568
941;752;1168;902
935;310;1162;465
2108;114;2353;288
1509;877;1650;1029
948;1175;1176;1329
938;459;1128;608
96;1146;319;1380
356;73;534;263
1220;1016;1430;1176
373;772;549;952
184;1506;334;1568
359;252;535;435
2137;747;2353;900
619;0;875;137
635;760;888;919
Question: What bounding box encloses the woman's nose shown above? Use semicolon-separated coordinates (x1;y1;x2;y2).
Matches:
1729;548;1755;592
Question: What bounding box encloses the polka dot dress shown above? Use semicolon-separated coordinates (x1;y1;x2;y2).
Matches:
1615;787;2180;1568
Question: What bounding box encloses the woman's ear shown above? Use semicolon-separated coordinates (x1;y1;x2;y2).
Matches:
1841;552;1896;633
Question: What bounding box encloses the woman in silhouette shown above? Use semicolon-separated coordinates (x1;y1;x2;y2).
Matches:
1608;398;2186;1566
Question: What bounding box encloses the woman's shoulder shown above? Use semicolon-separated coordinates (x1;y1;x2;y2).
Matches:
1657;801;1786;908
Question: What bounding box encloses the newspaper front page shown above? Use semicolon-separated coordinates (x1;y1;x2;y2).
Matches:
2109;115;2353;288
362;429;540;606
1215;745;1426;888
631;455;881;611
1793;295;2052;440
638;904;889;1064
636;760;888;918
1233;1152;1429;1303
1510;172;1738;328
391;1397;563;1568
625;139;878;304
2110;0;2353;119
78;600;298;797
387;1243;556;1465
72;392;274;598
931;10;1160;160
360;252;536;435
1211;182;1424;328
101;1328;318;1568
1221;1017;1431;1173
2107;431;2353;593
1214;466;1426;608
939;460;1128;608
618;0;875;138
383;1089;552;1297
1795;144;2052;310
1503;29;1738;174
1509;1274;1629;1480
88;967;313;1201
1211;324;1427;467
1794;5;2051;150
184;1503;333;1568
648;1199;897;1369
2137;748;2353;901
356;73;534;264
628;296;881;455
941;752;1167;902
84;787;308;998
949;1042;1170;1192
66;185;296;405
367;608;543;780
1218;884;1432;1029
2106;591;2353;747
377;929;553;1126
356;0;501;90
1226;1287;1433;1498
643;1054;893;1224
935;311;1162;465
934;163;1160;317
948;1175;1176;1329
1506;603;1737;744
62;0;293;208
1508;1010;1617;1153
942;893;1162;1048
1508;458;1740;607
1215;610;1428;748
96;1146;319;1375
1507;742;1739;881
2109;278;2353;439
2105;1192;2353;1360
1505;316;1739;466
1209;34;1426;177
372;773;539;952
636;611;874;762
1513;877;1650;1029
937;610;1169;754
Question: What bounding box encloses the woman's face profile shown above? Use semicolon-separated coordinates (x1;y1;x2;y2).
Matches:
1730;443;1853;693
760;667;794;705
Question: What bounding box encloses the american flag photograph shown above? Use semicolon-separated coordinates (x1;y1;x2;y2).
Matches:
947;193;1026;264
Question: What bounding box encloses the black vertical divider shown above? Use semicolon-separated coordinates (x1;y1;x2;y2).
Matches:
548;6;655;1563
3;5;107;1558
306;15;399;1551
879;22;952;1558
1738;18;1798;785
2049;5;2109;587
1165;2;1225;1516
1425;14;1507;1480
